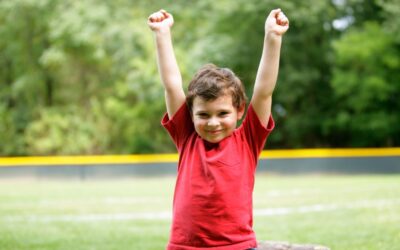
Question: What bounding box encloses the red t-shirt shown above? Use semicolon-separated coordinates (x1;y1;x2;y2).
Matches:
162;103;274;250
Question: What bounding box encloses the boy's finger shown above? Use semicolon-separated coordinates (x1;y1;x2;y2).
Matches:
162;11;170;19
276;11;289;26
275;25;289;35
277;12;285;19
269;8;281;18
148;15;156;22
148;12;162;22
154;12;164;22
278;16;289;26
160;9;170;18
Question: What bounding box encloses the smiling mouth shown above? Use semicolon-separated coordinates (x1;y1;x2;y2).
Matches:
207;130;223;135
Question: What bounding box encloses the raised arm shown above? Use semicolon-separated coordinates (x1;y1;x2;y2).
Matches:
251;9;289;126
148;10;186;118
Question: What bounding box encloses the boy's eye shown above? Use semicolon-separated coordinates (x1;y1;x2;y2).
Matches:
219;111;230;117
197;113;209;118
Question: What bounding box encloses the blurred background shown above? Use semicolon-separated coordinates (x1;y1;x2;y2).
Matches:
1;0;399;156
1;1;400;250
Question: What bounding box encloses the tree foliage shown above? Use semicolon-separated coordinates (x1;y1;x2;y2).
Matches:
0;0;399;155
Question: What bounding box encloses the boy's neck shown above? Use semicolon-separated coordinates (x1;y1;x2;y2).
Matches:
203;135;232;150
204;139;219;150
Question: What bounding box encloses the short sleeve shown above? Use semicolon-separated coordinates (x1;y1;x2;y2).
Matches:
240;104;275;160
161;103;195;152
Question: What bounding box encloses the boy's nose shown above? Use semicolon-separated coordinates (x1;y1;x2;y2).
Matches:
207;117;219;127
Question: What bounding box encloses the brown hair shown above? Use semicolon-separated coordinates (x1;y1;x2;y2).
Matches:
186;64;247;111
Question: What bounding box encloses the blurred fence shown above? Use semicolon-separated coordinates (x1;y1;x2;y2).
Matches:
0;148;399;180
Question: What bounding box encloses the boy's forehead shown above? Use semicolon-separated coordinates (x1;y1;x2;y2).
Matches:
192;95;235;110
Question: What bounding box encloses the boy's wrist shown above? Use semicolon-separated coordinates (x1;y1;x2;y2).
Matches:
154;27;172;35
154;29;173;42
265;32;282;45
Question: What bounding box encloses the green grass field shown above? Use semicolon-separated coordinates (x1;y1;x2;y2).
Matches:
1;174;399;250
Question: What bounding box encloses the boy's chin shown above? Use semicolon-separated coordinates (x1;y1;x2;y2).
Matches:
204;138;222;144
203;135;227;144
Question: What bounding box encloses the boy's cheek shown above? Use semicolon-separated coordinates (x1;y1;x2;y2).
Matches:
192;120;203;132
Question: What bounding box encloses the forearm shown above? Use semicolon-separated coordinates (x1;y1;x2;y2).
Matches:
253;34;282;98
148;9;185;117
154;29;185;117
251;8;288;125
154;30;183;93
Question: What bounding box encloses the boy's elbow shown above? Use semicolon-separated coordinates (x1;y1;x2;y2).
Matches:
253;87;273;100
162;75;182;88
164;83;184;97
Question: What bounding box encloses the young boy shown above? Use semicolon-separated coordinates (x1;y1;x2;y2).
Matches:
148;8;289;250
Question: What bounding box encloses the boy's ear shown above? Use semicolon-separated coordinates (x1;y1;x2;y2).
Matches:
237;103;246;120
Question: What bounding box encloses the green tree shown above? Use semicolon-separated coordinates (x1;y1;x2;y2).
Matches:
0;0;58;155
328;22;400;146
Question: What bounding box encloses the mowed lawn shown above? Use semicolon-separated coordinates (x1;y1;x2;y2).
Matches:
0;174;399;250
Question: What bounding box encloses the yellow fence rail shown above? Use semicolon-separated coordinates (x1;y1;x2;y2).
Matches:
0;148;400;167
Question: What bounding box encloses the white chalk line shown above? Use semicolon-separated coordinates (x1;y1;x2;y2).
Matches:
254;199;400;216
2;199;400;223
2;197;167;207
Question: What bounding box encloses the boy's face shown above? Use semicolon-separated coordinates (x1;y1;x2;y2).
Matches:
191;94;245;143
